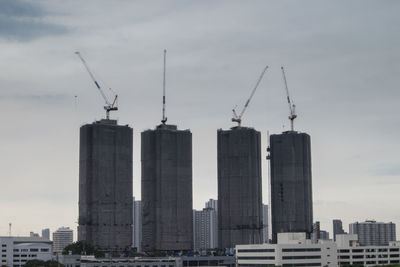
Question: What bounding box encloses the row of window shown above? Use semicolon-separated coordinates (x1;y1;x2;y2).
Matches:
237;249;275;253
339;248;400;253
282;255;321;260
339;260;400;265
237;256;275;260
282;263;321;267
13;254;38;258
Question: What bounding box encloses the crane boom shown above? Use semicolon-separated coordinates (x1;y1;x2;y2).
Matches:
75;51;118;119
161;49;167;124
232;65;268;126
281;66;297;131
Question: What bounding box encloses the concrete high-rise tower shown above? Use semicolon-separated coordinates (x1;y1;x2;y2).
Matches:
269;131;313;243
141;124;193;251
217;127;263;249
78;119;133;251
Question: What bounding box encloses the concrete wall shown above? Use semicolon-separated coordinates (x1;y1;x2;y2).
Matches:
217;127;263;249
270;131;313;243
78;119;133;251
141;124;193;251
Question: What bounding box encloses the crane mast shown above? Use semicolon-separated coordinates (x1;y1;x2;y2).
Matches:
281;66;297;131
75;51;118;120
161;49;167;124
232;65;268;126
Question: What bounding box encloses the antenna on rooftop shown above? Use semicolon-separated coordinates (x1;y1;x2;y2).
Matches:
9;223;11;236
161;49;167;124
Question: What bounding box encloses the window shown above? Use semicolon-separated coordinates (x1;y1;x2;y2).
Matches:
283;248;321;252
2;250;6;253
2;255;6;257
339;255;350;259
352;255;364;259
13;249;19;252
40;249;49;252
390;254;400;258
282;264;321;267
238;256;275;260
1;245;6;247
282;255;321;260
20;255;27;258
390;248;400;252
21;249;28;252
352;249;363;253
29;249;38;252
238;249;275;253
339;249;349;253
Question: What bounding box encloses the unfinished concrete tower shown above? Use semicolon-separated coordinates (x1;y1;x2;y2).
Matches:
141;124;193;251
269;131;313;243
217;127;263;249
78;119;133;252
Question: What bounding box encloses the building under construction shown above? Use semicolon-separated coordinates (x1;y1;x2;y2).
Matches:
78;119;133;251
141;124;193;251
217;127;263;249
269;131;313;243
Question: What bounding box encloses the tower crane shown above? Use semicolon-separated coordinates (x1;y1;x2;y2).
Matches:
161;49;167;124
281;66;297;131
75;51;118;120
232;65;268;126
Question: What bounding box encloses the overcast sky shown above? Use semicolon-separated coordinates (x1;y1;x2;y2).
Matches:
0;0;399;240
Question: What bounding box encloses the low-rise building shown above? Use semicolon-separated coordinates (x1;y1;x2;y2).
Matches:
236;232;338;267
0;236;53;267
336;234;400;266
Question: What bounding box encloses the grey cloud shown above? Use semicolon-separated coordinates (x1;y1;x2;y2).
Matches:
0;0;68;41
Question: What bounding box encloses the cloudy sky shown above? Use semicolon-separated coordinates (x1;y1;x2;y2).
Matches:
0;0;399;240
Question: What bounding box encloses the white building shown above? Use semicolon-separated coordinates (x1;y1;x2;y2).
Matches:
0;236;53;267
349;220;396;246
236;233;338;267
336;234;400;266
53;227;73;254
132;197;142;252
193;207;218;250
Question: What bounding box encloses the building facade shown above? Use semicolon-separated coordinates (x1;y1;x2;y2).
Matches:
269;131;313;243
336;234;400;266
78;119;133;252
132;197;142;252
262;204;269;243
236;232;337;267
42;228;50;240
53;227;73;254
349;220;396;246
141;124;193;251
0;236;52;267
193;207;218;250
217;127;263;249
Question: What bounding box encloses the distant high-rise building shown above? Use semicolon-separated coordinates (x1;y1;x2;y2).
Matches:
30;232;39;237
269;131;313;243
42;228;50;240
218;127;263;249
205;199;218;211
53;227;73;254
349;220;396;246
262;204;269;243
333;219;346;241
311;221;321;244
193;206;218;250
320;230;329;240
132;197;142;252
78;119;133;251
141;124;193;251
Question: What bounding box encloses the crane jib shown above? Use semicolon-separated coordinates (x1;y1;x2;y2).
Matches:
94;81;101;89
287;96;290;103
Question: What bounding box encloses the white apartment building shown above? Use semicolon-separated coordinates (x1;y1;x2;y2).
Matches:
193;207;218;250
236;233;338;267
132;197;142;252
349;220;396;246
336;234;400;266
0;236;53;267
53;227;73;254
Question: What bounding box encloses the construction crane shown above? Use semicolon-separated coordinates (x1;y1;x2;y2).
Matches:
281;66;297;131
232;65;269;126
161;49;167;124
75;51;118;120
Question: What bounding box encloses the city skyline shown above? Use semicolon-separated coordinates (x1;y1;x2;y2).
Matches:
0;0;399;240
